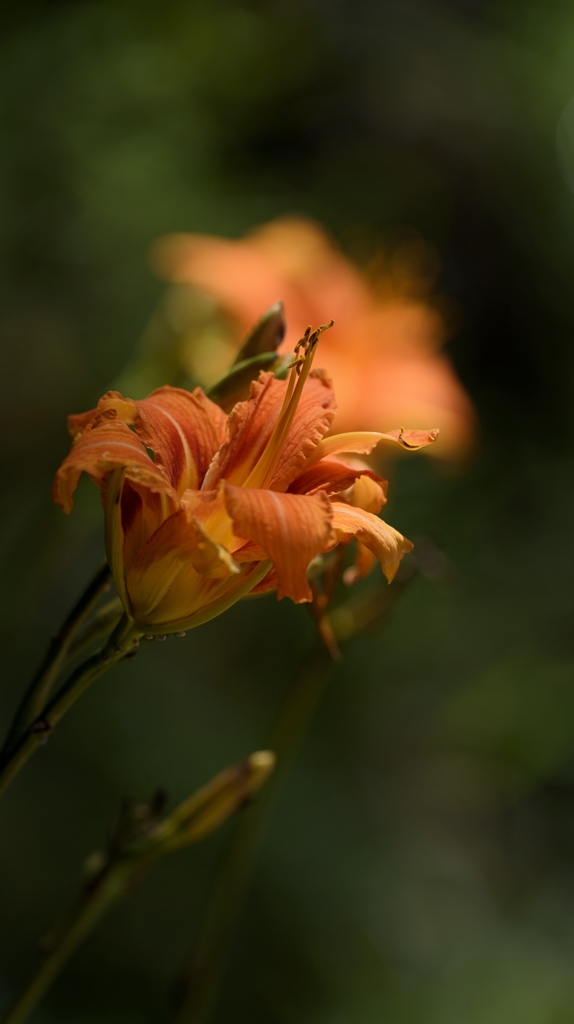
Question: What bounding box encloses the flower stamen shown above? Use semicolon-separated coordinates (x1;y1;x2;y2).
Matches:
243;320;334;490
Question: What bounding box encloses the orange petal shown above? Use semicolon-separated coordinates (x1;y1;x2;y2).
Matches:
67;391;138;439
142;559;272;635
248;566;280;595
323;323;476;460
133;386;227;494
53;410;176;514
289;457;387;507
104;468;130;612
304;431;387;467
68;387;227;495
120;481;150;574
150;219;372;353
181;486;240;556
203;371;335;492
126;507;239;626
330;502;413;583
268;369;337;492
340;474;386;515
223;484;336;603
233;540;269;562
343;542;377;585
151;234;296;337
383;427;440;449
202;373;279;489
304;427;439;468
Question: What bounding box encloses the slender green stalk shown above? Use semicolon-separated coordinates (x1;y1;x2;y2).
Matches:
0;864;131;1024
0;561;112;759
175;645;333;1024
1;753;276;1024
0;614;139;801
68;597;124;657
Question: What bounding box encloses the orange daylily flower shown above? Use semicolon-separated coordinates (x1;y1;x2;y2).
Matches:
53;326;437;636
151;216;476;460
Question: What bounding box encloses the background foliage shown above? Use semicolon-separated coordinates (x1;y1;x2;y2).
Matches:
2;1;574;1021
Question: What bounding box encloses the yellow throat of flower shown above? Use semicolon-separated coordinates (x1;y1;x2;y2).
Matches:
242;320;334;490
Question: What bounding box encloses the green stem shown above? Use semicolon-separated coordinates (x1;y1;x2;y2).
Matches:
0;859;140;1024
0;561;112;759
175;644;334;1024
0;614;139;802
68;597;124;658
1;752;276;1024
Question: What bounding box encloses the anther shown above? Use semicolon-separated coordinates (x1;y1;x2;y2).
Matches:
176;631;187;638
158;635;167;641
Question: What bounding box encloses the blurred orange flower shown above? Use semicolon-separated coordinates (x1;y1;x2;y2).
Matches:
151;217;475;460
53;326;437;636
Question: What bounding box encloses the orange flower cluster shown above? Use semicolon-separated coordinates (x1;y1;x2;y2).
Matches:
152;217;475;459
53;326;437;636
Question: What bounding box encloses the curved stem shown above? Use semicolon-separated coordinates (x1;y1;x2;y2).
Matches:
175;644;334;1024
0;867;127;1024
0;615;139;802
0;561;112;760
0;847;149;1024
1;753;276;1024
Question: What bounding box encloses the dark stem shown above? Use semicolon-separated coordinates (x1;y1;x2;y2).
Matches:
0;561;112;759
0;857;144;1024
0;614;139;802
0;752;276;1024
68;597;124;657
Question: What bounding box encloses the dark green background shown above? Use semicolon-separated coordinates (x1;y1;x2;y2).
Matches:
2;1;574;1021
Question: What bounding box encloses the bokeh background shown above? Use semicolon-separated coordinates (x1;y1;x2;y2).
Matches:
3;1;574;1021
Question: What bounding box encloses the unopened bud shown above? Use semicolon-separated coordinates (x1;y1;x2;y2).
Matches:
156;751;276;851
234;301;286;363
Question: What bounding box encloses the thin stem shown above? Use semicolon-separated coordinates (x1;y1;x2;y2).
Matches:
0;859;139;1024
0;561;112;759
68;597;124;657
0;615;139;802
175;644;334;1024
1;753;276;1024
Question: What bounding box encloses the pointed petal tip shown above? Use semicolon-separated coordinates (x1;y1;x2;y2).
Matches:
385;427;440;450
52;481;73;514
248;750;276;776
331;503;413;584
